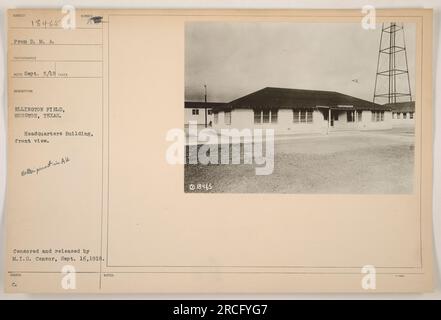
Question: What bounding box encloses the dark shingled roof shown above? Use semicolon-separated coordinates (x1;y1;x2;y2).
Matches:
184;101;228;110
384;101;415;113
229;87;390;111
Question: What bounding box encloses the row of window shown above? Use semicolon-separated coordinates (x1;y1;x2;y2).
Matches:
371;111;385;122
213;109;313;125
191;109;212;115
213;112;230;125
392;112;414;119
254;109;314;124
254;109;279;124
346;111;363;122
293;110;313;124
210;109;390;125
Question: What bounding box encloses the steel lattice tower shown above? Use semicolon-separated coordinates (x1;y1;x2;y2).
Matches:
373;22;412;104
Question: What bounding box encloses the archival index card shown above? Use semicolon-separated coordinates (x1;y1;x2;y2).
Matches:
5;8;434;293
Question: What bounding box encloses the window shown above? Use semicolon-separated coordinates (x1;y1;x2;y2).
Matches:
262;110;270;123
293;110;300;123
371;111;385;122
333;112;339;121
255;109;278;124
224;111;231;125
357;111;362;122
299;110;306;123
397;113;401;119
403;112;407;119
271;109;278;123
293;109;313;124
347;111;355;122
306;110;313;123
392;112;396;119
410;112;414;119
192;109;199;115
207;109;212;115
254;110;262;124
214;112;218;124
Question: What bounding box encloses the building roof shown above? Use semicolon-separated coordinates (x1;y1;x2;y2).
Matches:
229;87;389;111
184;101;229;110
384;101;415;113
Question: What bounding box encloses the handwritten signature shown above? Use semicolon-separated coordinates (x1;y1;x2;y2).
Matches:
88;16;103;24
21;156;70;176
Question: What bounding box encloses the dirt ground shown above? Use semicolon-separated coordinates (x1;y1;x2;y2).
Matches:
184;127;415;194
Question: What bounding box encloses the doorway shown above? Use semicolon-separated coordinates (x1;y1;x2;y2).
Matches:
330;110;338;126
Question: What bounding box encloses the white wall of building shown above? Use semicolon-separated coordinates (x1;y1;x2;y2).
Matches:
392;112;415;127
212;108;392;134
330;110;356;131
184;108;213;126
359;110;393;130
213;109;326;134
356;110;371;130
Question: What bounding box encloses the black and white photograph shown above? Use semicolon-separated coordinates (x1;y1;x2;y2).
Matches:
2;5;437;297
184;22;416;194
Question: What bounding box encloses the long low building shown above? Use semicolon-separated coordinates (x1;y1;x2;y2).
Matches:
384;101;415;127
206;87;392;134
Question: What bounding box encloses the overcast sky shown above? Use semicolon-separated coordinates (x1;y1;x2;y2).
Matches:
185;22;416;104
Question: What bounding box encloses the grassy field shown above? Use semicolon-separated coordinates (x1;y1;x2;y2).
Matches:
184;128;415;194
